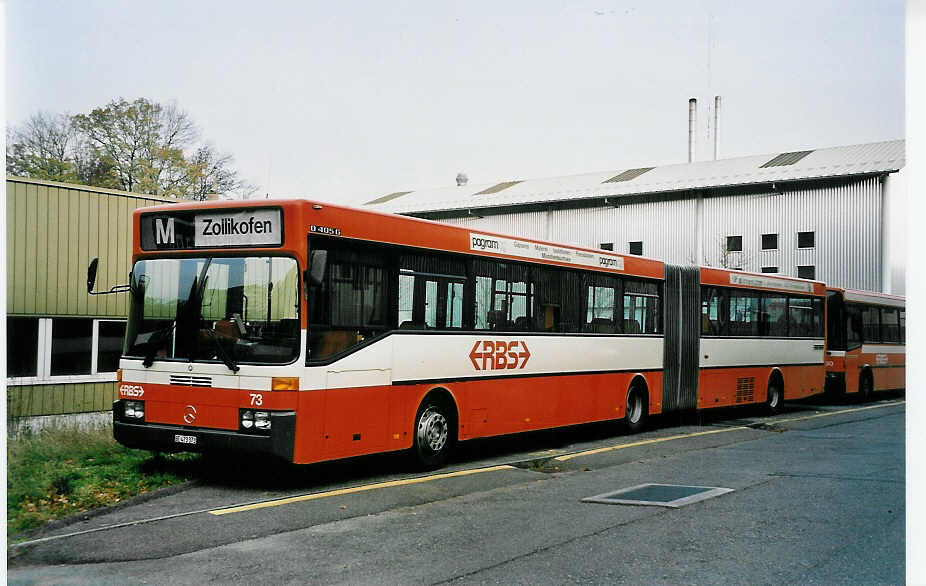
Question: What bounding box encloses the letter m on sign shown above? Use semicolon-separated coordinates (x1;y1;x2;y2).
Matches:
155;218;175;245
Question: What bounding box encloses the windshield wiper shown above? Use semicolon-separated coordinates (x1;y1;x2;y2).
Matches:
142;321;177;368
205;328;240;373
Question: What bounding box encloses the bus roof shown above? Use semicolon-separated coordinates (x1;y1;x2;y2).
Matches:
132;198;666;280
700;266;826;296
829;287;906;308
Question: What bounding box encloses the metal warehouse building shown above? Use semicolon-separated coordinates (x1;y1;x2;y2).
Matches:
364;140;905;294
5;177;171;422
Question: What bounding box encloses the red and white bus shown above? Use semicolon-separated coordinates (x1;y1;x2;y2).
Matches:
824;288;906;399
98;199;831;467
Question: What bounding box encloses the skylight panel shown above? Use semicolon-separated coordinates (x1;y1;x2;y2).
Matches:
364;191;412;205
473;180;522;195
759;150;814;168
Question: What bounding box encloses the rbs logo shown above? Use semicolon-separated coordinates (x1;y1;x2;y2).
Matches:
119;384;144;398
469;340;531;371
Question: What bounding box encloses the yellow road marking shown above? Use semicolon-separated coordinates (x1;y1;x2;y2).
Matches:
555;400;905;462
209;400;904;516
209;464;515;516
772;400;904;425
554;427;748;461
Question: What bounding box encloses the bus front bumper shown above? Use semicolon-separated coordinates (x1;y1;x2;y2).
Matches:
112;401;297;462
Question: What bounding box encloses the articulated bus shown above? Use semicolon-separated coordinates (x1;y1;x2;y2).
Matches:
96;199;836;468
825;288;906;399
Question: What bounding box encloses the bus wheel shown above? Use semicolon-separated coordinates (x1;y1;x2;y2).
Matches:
413;399;454;469
625;386;648;434
860;371;873;401
766;382;783;414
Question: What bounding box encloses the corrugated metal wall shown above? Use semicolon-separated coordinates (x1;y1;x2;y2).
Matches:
700;176;882;290
6;178;171;317
8;382;119;417
441;210;549;241
548;201;699;262
435;177;882;291
6;177;172;417
441;200;699;262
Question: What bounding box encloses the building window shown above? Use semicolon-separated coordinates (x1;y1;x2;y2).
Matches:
726;236;743;252
7;317;40;377
97;321;128;373
761;233;778;250
761;266;778;274
599;243;614;251
50;318;94;376
629;241;643;256
797;265;816;280
6;317;126;385
797;231;815;248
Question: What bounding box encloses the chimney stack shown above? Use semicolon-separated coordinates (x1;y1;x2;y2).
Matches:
688;98;697;163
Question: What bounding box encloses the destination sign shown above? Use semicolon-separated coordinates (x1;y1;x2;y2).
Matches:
140;208;283;250
469;232;624;271
729;273;814;294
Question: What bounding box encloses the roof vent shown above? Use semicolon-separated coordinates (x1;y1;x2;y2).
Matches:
603;167;654;183
760;150;814;168
473;180;522;196
456;172;469;186
364;191;412;205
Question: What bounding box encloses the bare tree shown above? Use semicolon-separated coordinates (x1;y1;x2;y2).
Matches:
186;145;256;200
6;111;77;180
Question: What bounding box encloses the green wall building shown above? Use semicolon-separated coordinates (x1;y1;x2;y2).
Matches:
6;176;171;419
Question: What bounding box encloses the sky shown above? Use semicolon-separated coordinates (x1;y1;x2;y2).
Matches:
6;0;905;205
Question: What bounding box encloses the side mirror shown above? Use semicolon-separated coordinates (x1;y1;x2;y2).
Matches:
307;250;327;286
87;258;99;293
86;258;131;295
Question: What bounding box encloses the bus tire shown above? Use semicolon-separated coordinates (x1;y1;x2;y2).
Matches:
766;380;783;414
412;397;455;469
860;370;874;401
625;385;648;434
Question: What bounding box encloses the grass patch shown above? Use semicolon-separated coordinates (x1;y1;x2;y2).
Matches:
7;427;199;539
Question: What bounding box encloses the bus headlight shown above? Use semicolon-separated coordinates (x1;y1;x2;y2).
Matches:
254;411;271;430
239;409;272;434
123;400;145;420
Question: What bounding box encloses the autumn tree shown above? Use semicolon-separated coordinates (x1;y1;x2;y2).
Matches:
6;98;251;199
6;111;78;181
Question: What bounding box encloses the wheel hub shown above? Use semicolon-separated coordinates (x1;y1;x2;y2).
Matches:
417;408;448;453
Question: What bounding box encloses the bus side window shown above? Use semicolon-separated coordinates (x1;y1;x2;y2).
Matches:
862;305;881;343
787;296;813;338
307;240;389;362
624;279;660;334
534;267;562;332
761;294;788;337
812;297;824;338
728;290;759;337
881;307;900;343
701;287;726;335
584;274;617;333
846;304;862;349
398;253;466;330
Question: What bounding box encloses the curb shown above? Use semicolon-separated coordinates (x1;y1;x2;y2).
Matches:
9;480;200;546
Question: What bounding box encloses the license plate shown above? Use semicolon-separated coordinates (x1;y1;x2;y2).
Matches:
174;434;197;445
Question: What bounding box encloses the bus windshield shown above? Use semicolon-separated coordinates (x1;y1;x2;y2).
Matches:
124;256;301;366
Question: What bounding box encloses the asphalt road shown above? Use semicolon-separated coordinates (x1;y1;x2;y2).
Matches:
8;394;905;585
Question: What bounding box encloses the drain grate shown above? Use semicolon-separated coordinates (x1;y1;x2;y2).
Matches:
582;483;733;508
